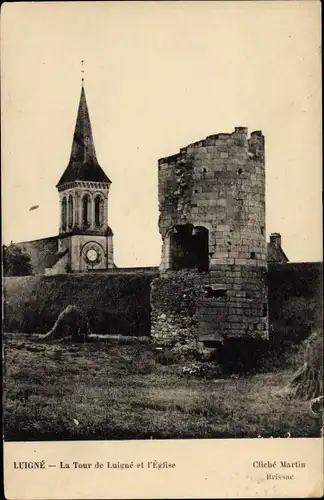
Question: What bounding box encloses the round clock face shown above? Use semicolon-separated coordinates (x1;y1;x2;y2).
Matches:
86;248;98;262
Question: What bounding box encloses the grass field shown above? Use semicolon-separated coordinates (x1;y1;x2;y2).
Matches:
4;335;321;441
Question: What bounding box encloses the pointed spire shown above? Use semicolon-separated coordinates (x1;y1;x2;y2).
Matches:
56;83;111;187
70;85;98;164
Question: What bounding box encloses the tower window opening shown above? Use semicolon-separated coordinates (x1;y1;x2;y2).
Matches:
82;194;91;226
260;226;264;235
61;197;67;229
68;195;73;228
95;196;104;227
238;168;242;174
250;251;256;259
167;224;209;272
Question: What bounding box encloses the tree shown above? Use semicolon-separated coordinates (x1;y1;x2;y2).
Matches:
2;244;33;276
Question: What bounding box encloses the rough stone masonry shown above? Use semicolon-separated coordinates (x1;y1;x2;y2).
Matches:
151;127;268;352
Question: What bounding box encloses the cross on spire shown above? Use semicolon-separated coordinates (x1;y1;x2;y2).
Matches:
81;60;84;87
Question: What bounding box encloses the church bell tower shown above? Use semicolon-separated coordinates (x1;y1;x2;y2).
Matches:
55;83;114;272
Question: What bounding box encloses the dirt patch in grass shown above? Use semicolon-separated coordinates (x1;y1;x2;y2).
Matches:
3;337;321;441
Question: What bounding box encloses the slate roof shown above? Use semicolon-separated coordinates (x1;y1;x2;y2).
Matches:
13;237;60;274
57;86;111;187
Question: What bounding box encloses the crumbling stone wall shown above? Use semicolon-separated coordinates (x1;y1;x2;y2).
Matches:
151;270;203;352
152;127;268;349
151;266;268;347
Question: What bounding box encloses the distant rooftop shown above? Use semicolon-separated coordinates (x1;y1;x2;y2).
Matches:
267;233;289;264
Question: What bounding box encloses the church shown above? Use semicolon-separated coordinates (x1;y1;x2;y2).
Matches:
12;84;116;275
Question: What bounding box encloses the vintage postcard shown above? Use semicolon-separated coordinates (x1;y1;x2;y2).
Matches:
1;1;323;498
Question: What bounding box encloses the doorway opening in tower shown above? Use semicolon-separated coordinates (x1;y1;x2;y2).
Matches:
167;224;209;272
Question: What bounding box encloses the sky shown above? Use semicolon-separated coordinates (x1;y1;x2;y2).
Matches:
1;1;322;267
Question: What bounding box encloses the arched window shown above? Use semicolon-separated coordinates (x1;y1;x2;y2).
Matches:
94;195;104;226
82;194;91;226
68;195;73;227
61;197;67;229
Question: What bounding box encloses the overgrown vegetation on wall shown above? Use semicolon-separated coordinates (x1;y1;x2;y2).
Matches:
217;263;323;373
3;263;322;345
3;273;158;336
268;263;322;341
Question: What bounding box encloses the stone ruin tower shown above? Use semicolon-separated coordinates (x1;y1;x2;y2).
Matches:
151;127;268;352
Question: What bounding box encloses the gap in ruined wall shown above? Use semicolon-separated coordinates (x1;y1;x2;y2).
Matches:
167;224;209;272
